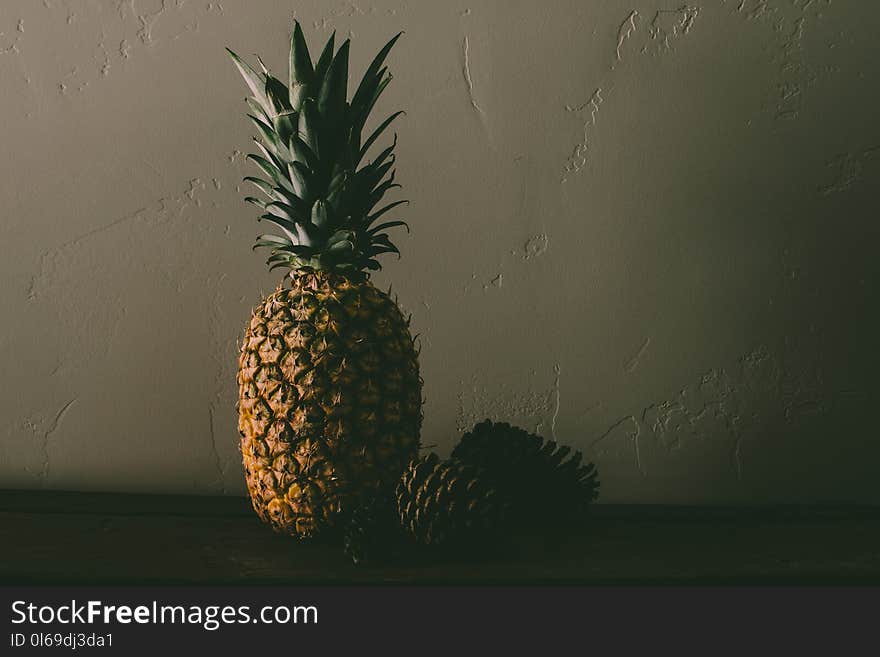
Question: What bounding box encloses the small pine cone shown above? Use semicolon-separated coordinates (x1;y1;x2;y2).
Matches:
452;420;600;524
342;488;401;566
396;453;509;548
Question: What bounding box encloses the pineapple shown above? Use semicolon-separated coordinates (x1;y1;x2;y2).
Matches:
228;23;421;538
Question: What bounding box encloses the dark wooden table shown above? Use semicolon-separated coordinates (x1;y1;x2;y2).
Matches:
2;490;878;584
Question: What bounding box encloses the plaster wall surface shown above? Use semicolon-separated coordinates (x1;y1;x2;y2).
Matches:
0;0;877;502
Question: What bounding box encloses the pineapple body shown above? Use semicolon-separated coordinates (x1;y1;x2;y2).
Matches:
238;271;421;538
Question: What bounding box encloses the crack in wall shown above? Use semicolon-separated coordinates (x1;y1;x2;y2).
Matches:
551;364;561;441
648;6;700;52
481;273;503;290
562;87;603;182
457;367;560;436
135;0;169;46
310;2;374;31
0;18;24;55
733;434;743;480
465;231;550;297
593;346;828;478
725;0;832;122
461;35;485;116
613;5;700;62
563;5;704;182
593;415;643;475
616;10;640;61
522;234;549;260
36;0;218;93
563;0;832;183
820;146;880;195
624;337;652;373
38;399;77;485
27;178;205;301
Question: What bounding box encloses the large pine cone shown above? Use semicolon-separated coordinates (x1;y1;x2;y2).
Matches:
452;420;600;524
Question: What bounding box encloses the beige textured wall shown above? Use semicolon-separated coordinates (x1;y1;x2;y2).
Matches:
0;1;877;502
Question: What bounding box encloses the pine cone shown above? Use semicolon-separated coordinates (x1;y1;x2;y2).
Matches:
395;453;509;548
452;420;600;525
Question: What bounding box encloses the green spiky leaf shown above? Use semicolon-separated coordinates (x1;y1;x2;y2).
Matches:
368;200;408;224
327;230;355;246
370;244;400;257
271;186;309;212
318;39;350;119
370;144;396;172
295;221;318;247
367;220;409;235
359;114;402;164
352;32;402;113
287;162;309;198
313;31;336;84
289;21;314;109
266;199;309;224
328;239;355;254
246;153;281;180
311;199;330;229
273;110;298;146
277;244;315;257
265;75;291;114
253;233;293;250
364;72;392;118
246;153;295;195
246;97;273;126
227;49;272;113
290;135;318;170
298;98;320;158
367;161;395;192
229;26;408;274
369;179;401;210
258;213;299;241
243;176;277;199
248;115;292;161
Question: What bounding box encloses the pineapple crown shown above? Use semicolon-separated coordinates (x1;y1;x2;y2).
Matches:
227;22;407;274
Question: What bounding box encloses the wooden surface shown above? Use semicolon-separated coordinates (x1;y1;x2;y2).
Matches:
1;490;879;584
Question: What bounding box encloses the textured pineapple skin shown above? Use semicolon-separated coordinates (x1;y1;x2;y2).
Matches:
237;271;421;538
